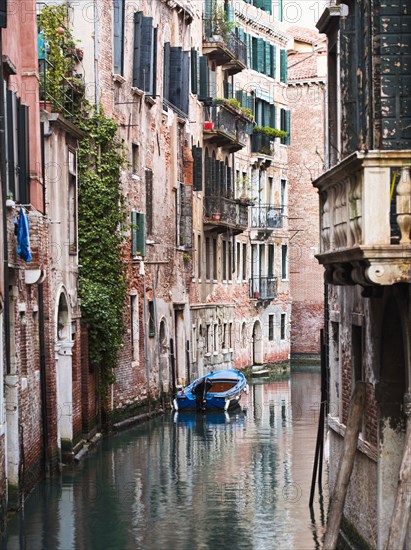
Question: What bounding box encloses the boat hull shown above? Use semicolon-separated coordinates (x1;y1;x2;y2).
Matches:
174;370;248;412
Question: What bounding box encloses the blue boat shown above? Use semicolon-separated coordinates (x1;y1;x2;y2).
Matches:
173;370;248;412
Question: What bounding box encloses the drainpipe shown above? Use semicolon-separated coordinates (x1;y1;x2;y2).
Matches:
0;30;11;375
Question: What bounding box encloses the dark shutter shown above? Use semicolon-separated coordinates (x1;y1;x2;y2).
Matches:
163;42;170;101
169;47;183;110
132;212;146;256
0;0;7;28
227;166;232;198
257;39;265;73
204;155;212;196
199;56;210;102
152;27;157;98
285;110;290;145
191;48;198;95
131;211;138;255
261;0;272;14
192;146;203;191
140;16;154;93
270;104;276;128
132;12;143;87
280;49;287;83
113;0;125;75
6;90;16;198
270;44;276;79
18;103;30;205
252;37;258;71
181;50;190;115
145;169;153;235
265;41;271;76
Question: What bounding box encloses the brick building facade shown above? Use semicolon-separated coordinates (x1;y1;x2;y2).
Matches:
287;26;326;357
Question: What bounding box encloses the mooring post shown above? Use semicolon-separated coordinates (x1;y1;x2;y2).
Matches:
323;381;366;550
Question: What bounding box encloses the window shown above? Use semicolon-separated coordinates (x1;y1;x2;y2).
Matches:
130;294;139;362
212;238;217;280
281;179;287;212
222;240;227;282
269;315;274;341
68;150;77;254
132;144;139;175
148;300;155;337
163;43;189;114
113;0;125;75
223;323;227;349
131;211;146;256
205;237;211;280
268;244;274;278
242;243;247;280
213;322;218;352
197;235;202;279
133;12;157;95
5;90;30;204
236;241;241;278
281;245;288;279
206;323;211;353
280;314;286;340
229;322;233;349
192;325;197;361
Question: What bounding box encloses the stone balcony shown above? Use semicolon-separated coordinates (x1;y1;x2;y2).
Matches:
249;276;278;300
313;151;411;286
204;195;248;235
202;20;247;75
203;103;250;152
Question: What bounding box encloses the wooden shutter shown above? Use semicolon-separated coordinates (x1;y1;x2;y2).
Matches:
224;2;234;21
6;90;16;198
181;50;190;114
133;12;143;87
133;212;146;256
192;146;203;191
0;0;7;28
199;56;210;102
163;42;170;101
270;104;276;128
152;28;158;98
280;49;288;83
18;103;30;205
191;48;198;95
140;16;154;93
113;0;125;75
145;169;153;235
204;155;212;196
261;0;272;14
285;110;290;145
252;37;258;71
257;38;265;73
270;44;276;79
169;47;183;110
265;41;271;76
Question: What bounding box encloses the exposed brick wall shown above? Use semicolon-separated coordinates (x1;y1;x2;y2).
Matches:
288;81;325;355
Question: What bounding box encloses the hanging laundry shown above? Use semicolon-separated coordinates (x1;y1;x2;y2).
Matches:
17;208;32;262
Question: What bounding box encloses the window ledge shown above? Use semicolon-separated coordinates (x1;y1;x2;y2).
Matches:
145;95;156;107
113;73;126;85
131;86;144;96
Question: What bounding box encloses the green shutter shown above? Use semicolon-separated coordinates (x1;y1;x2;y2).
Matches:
199;56;210;102
224;2;234;21
285;110;290;145
192;146;203;191
257;38;264;73
261;0;272;14
271;44;276;79
252;37;258;71
270;104;276;128
247;94;254;116
132;211;146;256
191;48;198;95
278;0;283;21
265;40;271;76
280;49;288;83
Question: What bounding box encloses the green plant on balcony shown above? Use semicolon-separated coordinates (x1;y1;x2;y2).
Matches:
211;5;235;41
236;174;255;204
254;125;288;140
213;97;254;121
38;4;82;113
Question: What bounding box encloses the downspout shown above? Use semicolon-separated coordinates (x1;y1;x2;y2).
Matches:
0;30;11;375
93;0;100;111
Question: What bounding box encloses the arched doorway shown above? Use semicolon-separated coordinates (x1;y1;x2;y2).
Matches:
56;292;73;459
252;321;263;365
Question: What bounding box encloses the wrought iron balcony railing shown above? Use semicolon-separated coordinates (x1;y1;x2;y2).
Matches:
250;205;283;230
249;277;278;300
313;151;411;285
204;195;248;233
203;18;246;74
203;104;248;152
39;58;84;119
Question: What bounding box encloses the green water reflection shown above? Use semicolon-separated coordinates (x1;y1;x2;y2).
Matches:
4;371;327;550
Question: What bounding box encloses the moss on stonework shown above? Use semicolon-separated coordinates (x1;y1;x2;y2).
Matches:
103;396;165;430
338;517;373;550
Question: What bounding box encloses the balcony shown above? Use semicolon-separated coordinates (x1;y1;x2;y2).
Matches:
250;205;283;235
203;19;246;74
313;151;411;286
204;195;248;235
203;103;249;152
249;277;278;300
251;132;274;156
39;58;84;119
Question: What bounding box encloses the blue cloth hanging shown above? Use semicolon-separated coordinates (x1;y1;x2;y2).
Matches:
17;208;32;262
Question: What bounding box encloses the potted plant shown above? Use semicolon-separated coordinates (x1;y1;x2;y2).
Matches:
211;5;235;42
212;212;221;221
204;120;214;130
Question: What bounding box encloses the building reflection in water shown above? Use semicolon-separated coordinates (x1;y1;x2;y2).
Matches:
4;371;326;550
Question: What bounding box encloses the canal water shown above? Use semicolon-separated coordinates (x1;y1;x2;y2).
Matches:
3;371;328;550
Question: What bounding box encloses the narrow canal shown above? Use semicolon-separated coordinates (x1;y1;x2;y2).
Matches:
4;370;327;550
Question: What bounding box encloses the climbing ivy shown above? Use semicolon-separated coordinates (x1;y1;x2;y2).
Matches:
77;107;128;387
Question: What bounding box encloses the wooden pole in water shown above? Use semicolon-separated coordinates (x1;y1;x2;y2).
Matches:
385;407;411;550
323;381;366;550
